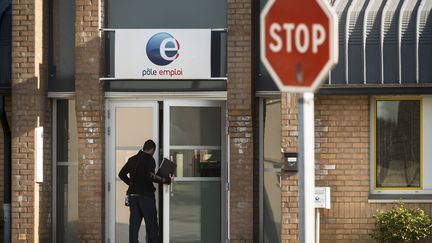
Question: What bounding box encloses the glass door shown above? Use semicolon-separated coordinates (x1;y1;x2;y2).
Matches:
163;100;226;243
106;101;159;243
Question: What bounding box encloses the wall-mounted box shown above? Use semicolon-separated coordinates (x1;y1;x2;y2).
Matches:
283;152;298;172
314;187;331;209
35;127;43;183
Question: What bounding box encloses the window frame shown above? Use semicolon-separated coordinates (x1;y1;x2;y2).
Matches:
52;99;79;242
372;96;424;193
258;98;282;243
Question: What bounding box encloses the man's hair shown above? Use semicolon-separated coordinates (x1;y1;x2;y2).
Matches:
143;139;156;151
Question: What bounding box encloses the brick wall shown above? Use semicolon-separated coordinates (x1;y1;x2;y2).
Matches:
74;0;105;241
11;0;51;241
39;99;52;242
227;0;254;240
280;95;432;242
280;93;299;242
315;95;371;242
253;98;260;242
39;1;52;241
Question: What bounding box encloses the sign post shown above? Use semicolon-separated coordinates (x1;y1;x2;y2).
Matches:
261;0;338;242
297;92;316;242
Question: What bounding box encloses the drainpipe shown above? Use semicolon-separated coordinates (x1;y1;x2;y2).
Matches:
1;95;11;243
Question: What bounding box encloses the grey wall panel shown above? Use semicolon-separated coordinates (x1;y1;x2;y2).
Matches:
57;0;74;83
329;0;353;84
382;43;398;83
382;0;403;84
383;43;399;84
365;43;381;83
364;0;386;84
347;0;369;84
108;0;227;28
418;0;432;83
399;0;420;84
348;46;364;84
400;45;416;83
49;0;75;92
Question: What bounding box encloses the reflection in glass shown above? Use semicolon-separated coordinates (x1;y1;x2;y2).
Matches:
56;165;78;243
170;107;221;146
170;181;221;243
263;99;281;243
115;106;155;242
168;104;222;243
170;150;221;177
376;100;421;188
56;100;78;243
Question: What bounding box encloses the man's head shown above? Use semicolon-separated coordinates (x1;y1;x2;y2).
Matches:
143;139;156;155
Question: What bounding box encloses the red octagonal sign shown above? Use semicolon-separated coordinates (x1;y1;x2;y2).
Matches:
261;0;338;93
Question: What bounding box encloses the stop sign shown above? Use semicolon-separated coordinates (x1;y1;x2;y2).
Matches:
261;0;338;93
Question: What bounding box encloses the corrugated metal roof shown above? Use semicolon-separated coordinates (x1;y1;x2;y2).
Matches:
326;0;432;86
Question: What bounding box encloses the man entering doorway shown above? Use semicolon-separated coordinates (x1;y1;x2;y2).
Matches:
119;139;172;243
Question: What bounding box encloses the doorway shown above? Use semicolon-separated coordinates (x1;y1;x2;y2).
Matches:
106;99;227;243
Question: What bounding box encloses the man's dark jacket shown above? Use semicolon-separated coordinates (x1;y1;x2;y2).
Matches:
118;150;170;197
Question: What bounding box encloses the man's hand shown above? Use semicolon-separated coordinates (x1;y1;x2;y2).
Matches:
163;175;175;185
163;176;171;185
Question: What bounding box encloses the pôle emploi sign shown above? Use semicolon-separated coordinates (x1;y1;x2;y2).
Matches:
114;29;211;80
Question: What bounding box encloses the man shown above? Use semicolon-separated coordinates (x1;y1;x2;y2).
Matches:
119;139;172;243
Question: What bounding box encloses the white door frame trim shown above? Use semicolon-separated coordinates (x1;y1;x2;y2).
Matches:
105;98;228;243
105;100;159;243
162;99;227;243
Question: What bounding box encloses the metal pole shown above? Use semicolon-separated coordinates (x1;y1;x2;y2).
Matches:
316;209;320;243
298;92;315;243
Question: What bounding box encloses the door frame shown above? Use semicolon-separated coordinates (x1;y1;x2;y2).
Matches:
162;99;228;243
105;97;229;243
105;100;159;243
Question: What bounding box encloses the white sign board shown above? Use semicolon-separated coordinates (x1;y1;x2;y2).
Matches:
35;127;43;183
115;29;212;80
314;187;330;209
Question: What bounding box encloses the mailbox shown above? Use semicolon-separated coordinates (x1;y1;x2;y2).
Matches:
283;152;298;172
314;187;331;209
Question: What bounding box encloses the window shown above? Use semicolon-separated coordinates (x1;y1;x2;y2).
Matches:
374;98;422;190
53;100;78;242
260;98;281;243
50;0;75;91
169;106;222;177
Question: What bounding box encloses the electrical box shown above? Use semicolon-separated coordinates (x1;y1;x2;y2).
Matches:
283;152;298;172
314;187;331;209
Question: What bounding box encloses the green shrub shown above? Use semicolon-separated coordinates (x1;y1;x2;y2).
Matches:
370;202;432;243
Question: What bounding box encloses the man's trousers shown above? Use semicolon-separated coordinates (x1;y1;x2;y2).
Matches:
129;195;159;243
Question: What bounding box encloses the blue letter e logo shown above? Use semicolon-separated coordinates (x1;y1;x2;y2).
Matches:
146;32;180;66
